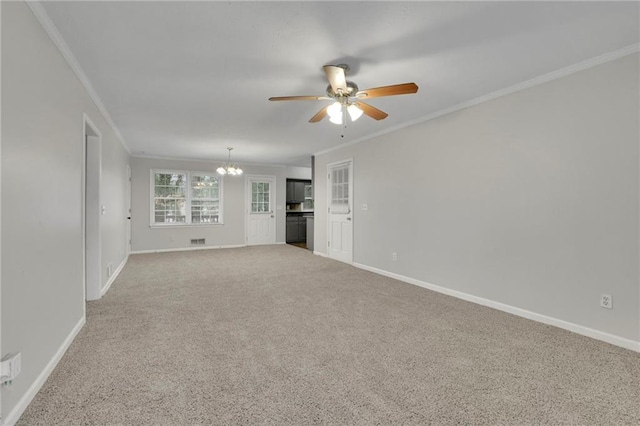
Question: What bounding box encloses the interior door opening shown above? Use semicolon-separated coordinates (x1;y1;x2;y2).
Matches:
84;118;101;301
126;164;131;254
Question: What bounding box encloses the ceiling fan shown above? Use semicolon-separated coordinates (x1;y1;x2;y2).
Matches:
269;64;419;125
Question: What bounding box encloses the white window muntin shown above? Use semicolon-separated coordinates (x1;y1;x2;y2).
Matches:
330;163;350;214
251;181;271;213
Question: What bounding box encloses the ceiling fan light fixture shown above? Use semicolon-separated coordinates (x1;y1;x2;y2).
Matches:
217;147;243;176
327;101;342;118
347;104;363;121
329;114;343;125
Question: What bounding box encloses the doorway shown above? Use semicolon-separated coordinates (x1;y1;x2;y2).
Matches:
327;159;353;263
126;164;131;254
246;175;276;245
84;116;102;301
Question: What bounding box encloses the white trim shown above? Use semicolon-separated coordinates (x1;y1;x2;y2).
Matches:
26;1;130;155
133;153;287;169
101;255;128;297
130;244;247;255
80;117;87;314
126;164;132;256
313;251;328;258
2;317;86;426
83;114;102;302
149;223;224;229
315;43;640;158
353;262;640;353
0;2;3;422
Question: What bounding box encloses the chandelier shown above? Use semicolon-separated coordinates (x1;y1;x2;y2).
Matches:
216;147;243;176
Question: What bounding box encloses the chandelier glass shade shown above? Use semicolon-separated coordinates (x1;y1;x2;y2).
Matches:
216;147;243;176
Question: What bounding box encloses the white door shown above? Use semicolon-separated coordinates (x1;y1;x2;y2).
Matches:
247;176;276;245
328;160;353;263
126;164;132;254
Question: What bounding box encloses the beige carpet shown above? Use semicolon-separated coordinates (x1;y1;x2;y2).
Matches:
18;245;640;425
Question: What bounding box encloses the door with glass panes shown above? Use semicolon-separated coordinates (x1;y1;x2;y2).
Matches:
328;160;353;263
247;176;276;245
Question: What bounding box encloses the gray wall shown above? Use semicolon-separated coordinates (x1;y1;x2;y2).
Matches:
285;166;312;180
1;1;130;419
131;157;288;252
315;53;640;343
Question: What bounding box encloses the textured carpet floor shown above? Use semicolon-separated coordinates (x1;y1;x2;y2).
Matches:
18;245;640;425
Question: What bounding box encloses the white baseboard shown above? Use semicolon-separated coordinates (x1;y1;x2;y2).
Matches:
353;262;640;353
131;244;247;254
101;255;128;297
313;251;328;258
3;316;86;426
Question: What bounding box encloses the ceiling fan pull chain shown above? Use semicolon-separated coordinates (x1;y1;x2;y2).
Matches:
341;105;348;138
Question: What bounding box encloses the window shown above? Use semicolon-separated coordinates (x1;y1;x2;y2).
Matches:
330;165;350;213
303;182;314;211
191;173;220;223
251;181;271;213
151;170;222;226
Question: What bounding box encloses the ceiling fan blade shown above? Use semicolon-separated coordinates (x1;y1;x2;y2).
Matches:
309;106;329;123
323;65;348;94
269;95;330;101
355;101;388;121
356;82;419;99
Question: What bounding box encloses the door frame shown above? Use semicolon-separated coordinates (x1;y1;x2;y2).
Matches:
245;174;277;246
126;164;131;255
83;114;102;302
0;5;3;417
327;158;354;263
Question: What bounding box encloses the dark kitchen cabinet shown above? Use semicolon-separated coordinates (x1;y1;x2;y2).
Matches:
299;219;307;241
286;181;295;203
286;215;307;243
286;217;299;242
286;180;307;203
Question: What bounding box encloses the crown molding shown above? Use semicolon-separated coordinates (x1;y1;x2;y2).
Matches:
315;42;640;158
130;153;288;169
26;1;131;154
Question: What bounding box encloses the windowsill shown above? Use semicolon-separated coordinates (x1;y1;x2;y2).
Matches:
150;223;224;228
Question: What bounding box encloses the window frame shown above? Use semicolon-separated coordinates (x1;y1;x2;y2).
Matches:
149;169;224;227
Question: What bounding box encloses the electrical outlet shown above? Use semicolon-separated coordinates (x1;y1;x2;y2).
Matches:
361;203;368;211
392;252;398;261
600;294;612;309
107;264;113;277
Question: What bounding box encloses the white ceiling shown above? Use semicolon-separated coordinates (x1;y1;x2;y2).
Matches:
40;1;639;167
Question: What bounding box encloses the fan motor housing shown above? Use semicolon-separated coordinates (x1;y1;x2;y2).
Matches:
326;81;359;98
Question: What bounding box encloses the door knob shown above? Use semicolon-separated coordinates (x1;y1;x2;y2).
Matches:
270;215;274;218
346;217;351;221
